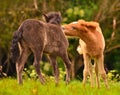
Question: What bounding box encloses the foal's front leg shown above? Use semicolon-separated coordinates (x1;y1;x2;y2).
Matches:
60;52;71;84
83;54;93;87
97;54;108;88
48;55;59;85
33;52;45;84
89;62;94;87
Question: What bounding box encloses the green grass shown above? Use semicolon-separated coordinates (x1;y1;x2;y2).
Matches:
0;78;120;95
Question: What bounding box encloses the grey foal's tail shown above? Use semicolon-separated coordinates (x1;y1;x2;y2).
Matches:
10;28;23;63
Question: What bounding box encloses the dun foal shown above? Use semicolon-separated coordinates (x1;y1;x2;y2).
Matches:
62;20;108;88
11;12;71;84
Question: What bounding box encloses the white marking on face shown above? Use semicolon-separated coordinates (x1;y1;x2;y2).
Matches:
71;21;78;24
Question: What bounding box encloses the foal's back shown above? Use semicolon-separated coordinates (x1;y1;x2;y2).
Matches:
19;19;69;55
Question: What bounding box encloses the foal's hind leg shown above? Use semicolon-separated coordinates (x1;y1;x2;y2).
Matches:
49;55;59;85
89;62;94;87
97;54;108;88
94;60;100;88
33;51;45;84
60;52;71;84
16;48;30;84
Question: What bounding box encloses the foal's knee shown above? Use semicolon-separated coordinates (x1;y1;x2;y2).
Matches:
33;62;38;68
16;63;23;73
100;72;107;80
66;62;71;69
83;69;89;77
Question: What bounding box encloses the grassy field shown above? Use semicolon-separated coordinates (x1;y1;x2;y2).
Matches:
0;78;120;95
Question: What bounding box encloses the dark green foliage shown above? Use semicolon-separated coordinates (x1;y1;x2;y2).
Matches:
108;70;120;82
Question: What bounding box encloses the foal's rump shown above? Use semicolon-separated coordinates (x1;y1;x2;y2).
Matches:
11;19;46;63
20;19;46;49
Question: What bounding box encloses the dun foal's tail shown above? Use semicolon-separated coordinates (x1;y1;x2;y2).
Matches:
10;28;23;63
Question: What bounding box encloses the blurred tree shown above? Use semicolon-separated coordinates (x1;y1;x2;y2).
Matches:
34;0;38;10
93;0;120;73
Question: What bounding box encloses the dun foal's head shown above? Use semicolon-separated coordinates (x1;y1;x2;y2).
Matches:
62;21;81;36
43;12;62;25
62;20;99;37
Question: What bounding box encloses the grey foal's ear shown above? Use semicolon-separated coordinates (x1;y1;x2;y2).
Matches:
42;14;49;22
58;11;61;15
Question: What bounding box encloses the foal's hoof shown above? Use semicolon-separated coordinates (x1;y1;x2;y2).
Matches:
40;79;45;85
106;85;110;89
66;80;70;85
82;83;86;88
55;82;59;87
18;81;23;85
41;82;45;85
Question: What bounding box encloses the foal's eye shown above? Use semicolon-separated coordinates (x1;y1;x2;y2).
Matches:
72;26;77;30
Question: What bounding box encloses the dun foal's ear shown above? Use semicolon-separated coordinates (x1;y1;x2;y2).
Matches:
84;22;99;29
79;21;99;30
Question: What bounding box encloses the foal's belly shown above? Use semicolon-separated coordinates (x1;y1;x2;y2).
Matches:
80;40;103;57
44;45;59;54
